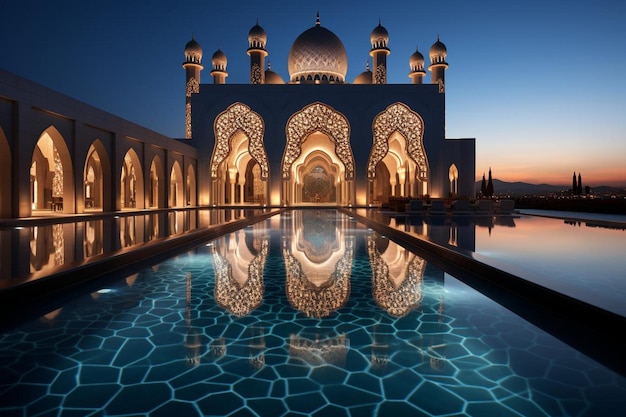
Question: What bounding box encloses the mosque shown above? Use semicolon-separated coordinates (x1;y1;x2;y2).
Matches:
186;14;475;207
0;14;474;219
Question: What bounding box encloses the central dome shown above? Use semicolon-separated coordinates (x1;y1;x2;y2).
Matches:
288;17;347;83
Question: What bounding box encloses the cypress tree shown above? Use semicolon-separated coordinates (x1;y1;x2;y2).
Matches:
486;168;494;197
481;173;487;196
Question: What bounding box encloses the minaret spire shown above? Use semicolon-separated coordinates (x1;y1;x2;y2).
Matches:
316;11;320;26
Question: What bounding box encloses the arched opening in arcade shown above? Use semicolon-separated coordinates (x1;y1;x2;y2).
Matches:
368;103;428;206
149;156;164;208
120;149;143;209
210;103;269;206
30;127;74;213
0;127;10;217
282;103;354;207
169;160;184;207
449;164;459;198
186;164;197;206
83;140;110;212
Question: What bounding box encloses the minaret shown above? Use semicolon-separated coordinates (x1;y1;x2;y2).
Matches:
369;20;390;84
429;35;449;91
210;48;228;84
182;35;203;139
408;45;426;84
247;20;268;84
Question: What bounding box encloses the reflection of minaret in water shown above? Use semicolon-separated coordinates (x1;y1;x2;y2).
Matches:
370;324;390;370
248;326;266;369
184;271;202;367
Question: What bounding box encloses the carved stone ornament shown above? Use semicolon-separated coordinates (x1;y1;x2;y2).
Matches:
186;77;199;97
250;63;262;84
367;102;428;179
211;103;269;179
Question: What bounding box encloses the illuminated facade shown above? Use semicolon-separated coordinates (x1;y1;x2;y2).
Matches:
186;15;475;207
0;14;475;219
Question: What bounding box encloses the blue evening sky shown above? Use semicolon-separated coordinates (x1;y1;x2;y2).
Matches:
1;0;624;186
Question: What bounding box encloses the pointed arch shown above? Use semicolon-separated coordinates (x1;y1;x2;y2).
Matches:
368;103;427;179
449;164;459;196
211;102;268;180
120;148;144;209
0;127;10;217
368;103;429;201
211;103;269;205
84;139;111;212
31;126;74;213
283;102;354;181
169;160;184;207
186;163;196;206
149;156;164;208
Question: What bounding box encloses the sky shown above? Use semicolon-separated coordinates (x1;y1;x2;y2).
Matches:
1;0;625;187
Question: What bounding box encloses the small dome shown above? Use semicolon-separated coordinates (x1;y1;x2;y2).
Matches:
211;49;227;70
370;22;389;49
430;37;447;57
409;47;425;70
264;62;284;84
184;36;203;63
353;62;372;84
353;70;373;85
265;70;285;84
248;22;267;49
288;14;347;83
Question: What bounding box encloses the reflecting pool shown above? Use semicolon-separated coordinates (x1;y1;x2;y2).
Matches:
0;209;267;286
1;210;624;416
356;208;626;317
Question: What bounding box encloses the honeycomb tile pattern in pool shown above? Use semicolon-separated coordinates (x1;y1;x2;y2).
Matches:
1;214;625;416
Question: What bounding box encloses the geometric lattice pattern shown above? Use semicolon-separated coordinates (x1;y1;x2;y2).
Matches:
211;103;268;180
368;102;428;180
283;102;354;180
1;211;624;416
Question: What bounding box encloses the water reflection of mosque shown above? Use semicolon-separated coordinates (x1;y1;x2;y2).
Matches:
187;210;455;371
2;209;254;281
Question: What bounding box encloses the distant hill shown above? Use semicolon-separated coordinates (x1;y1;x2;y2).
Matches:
474;179;625;196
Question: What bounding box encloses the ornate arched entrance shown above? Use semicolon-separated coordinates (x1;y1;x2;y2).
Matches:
210;103;268;206
368;103;428;205
282;102;354;206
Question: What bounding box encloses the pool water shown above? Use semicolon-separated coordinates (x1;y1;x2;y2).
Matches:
355;208;626;318
1;210;625;416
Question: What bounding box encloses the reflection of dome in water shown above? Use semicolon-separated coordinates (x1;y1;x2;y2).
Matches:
288;15;347;83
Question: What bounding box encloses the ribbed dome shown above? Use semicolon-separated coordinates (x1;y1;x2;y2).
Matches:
288;16;347;83
370;23;389;49
248;23;267;49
